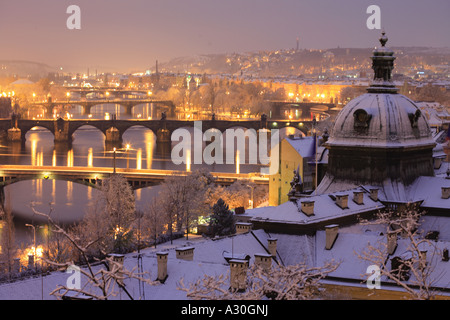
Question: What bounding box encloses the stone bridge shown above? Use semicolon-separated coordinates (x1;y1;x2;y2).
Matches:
0;116;312;145
269;101;337;119
29;98;176;117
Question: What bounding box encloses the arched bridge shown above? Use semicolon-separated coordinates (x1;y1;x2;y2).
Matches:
29;99;176;117
0;117;313;144
269;101;336;119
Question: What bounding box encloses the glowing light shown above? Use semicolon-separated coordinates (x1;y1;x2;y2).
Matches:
67;149;74;167
52;150;56;167
236;150;240;174
136;148;142;170
31;140;37;166
87;148;93;167
186;148;191;172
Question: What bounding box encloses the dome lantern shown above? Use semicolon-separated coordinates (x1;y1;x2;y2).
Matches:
367;31;398;94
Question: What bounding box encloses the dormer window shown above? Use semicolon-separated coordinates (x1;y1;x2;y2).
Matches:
353;109;371;129
408;109;421;128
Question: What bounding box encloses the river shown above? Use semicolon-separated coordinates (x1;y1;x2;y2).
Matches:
1;102;301;249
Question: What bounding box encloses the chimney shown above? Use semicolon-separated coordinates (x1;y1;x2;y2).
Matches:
28;255;35;269
387;231;398;255
267;238;278;257
254;253;272;271
229;259;248;291
108;253;125;264
335;194;349;209
300;201;315;216
369;188;379;201
353;191;364;205
434;157;442;169
442;187;450;199
236;222;252;234
419;250;428;270
107;253;125;277
175;247;195;261
443;249;449;262
156;252;168;282
325;224;339;250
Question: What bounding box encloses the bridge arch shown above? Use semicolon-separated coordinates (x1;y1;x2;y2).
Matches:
130;102;170;119
23;125;55;141
278;126;307;140
71;124;107;143
88;103;125;116
122;124;157;137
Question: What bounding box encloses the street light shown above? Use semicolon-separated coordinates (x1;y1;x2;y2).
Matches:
25;224;43;265
113;147;116;173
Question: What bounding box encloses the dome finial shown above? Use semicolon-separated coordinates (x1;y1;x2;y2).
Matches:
379;30;388;47
367;31;398;93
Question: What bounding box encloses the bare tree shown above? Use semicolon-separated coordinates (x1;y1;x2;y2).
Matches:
356;205;443;300
141;199;165;248
31;206;157;300
158;170;215;242
0;191;17;276
178;260;340;300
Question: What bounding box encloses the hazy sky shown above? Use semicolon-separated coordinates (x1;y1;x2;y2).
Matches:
0;0;449;72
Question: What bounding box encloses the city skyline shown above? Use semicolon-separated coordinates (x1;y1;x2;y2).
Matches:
0;0;449;73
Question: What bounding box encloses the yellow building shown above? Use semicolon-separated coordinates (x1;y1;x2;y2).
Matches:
269;136;316;206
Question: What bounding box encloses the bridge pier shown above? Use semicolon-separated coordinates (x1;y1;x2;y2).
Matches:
156;128;171;144
54;119;72;143
124;105;133;116
105;127;122;143
156;128;171;158
7;128;22;142
82;105;92;115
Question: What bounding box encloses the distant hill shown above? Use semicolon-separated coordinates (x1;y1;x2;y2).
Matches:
0;60;57;79
155;47;450;78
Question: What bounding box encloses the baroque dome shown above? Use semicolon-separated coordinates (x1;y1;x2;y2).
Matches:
328;92;435;149
317;32;436;192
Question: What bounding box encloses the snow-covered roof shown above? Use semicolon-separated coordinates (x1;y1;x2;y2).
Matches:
1;221;449;300
407;176;450;210
316;174;450;212
285;136;316;158
250;187;384;226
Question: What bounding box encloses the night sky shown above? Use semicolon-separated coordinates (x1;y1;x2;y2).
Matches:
0;0;449;72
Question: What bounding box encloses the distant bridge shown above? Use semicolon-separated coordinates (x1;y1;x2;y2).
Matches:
0;165;269;191
269;101;337;119
29;98;176;117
